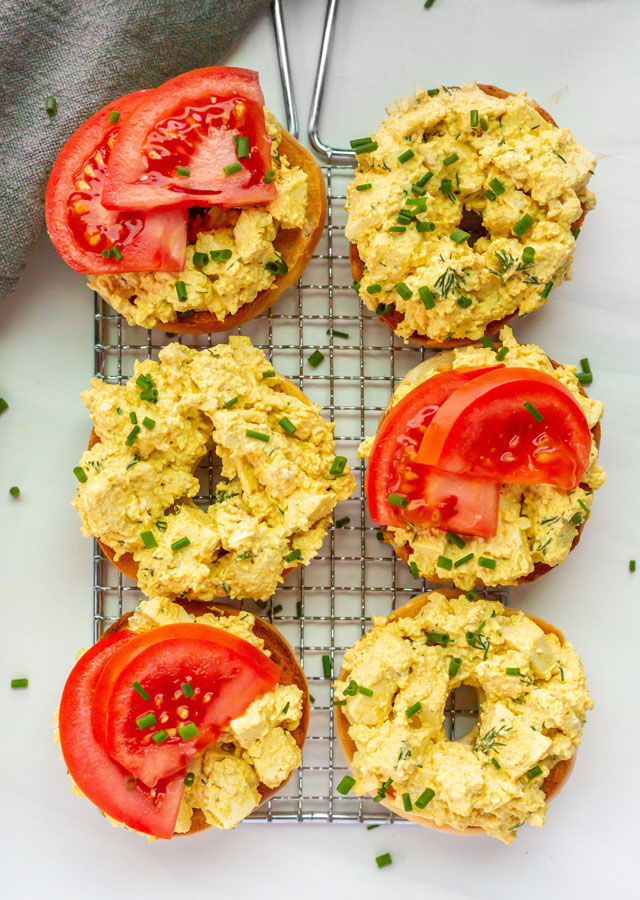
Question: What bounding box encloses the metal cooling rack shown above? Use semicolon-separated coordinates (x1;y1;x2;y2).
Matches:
92;0;507;824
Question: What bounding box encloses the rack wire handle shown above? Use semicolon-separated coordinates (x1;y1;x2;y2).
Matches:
308;0;356;162
272;0;298;138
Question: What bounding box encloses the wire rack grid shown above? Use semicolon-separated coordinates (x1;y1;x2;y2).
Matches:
91;0;508;824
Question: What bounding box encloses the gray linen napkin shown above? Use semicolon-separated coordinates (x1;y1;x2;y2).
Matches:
0;0;272;300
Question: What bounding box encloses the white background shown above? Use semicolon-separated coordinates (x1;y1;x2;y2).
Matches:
2;0;639;897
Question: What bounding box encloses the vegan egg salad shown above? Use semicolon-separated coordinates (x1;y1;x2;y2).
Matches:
73;336;355;601
89;111;308;328
345;83;596;343
335;591;592;843
359;328;605;588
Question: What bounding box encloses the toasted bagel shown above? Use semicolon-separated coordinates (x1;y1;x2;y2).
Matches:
335;589;576;836
102;598;309;835
350;84;590;348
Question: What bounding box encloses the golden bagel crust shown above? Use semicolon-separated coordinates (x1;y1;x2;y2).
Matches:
125;132;326;334
375;355;601;588
350;85;589;349
335;589;575;836
102;598;309;836
88;373;318;591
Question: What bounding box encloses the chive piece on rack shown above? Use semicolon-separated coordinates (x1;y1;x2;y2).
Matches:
437;555;453;571
387;492;408;508
0;398;8;414
73;466;87;483
580;357;592;373
330;456;347;476
308;349;325;367
448;657;461;677
446;531;465;549
630;560;636;573
454;553;474;568
279;417;296;435
376;531;384;541
140;531;157;549
233;135;250;159
336;516;350;528
329;329;349;339
11;678;28;689
406;701;422;718
285;548;302;563
523;401;544;422
132;681;150;701
176;165;190;176
577;372;593;385
263;170;275;183
397;148;415;164
9;486;20;497
376;853;392;869
409;561;420;580
337;775;356;795
419;286;435;309
322;655;332;679
415;788;435;809
396;282;412;301
171;536;191;552
223;161;242;175
246;429;270;443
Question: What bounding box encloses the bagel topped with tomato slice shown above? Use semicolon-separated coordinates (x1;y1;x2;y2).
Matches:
55;596;309;839
345;82;596;346
359;328;605;588
45;67;325;332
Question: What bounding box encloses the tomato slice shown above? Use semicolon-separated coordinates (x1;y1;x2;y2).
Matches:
366;367;502;537
416;367;592;490
93;623;280;788
45;91;187;274
101;67;277;211
59;631;185;839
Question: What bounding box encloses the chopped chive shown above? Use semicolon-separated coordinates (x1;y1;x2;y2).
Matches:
376;853;392;869
358;685;373;697
223;161;243;175
336;516;350;528
506;667;521;676
402;793;413;812
263;169;275;183
376;531;384;541
210;248;233;261
577;372;592;385
266;256;289;275
387;492;408;508
285;548;302;563
193;251;209;267
409;561;420;579
245;429;269;443
491;758;501;769
132;681;150;701
125;776;137;790
129;411;137;424
9;486;20;497
184;773;195;787
417;171;434;187
337;775;356;795
308;349;325;367
354;141;378;154
178;722;199;741
450;228;470;243
388;225;406;233
329;329;349;339
481;337;495;349
454;553;474;567
443;153;459;166
478;556;496;569
406;701;422;718
125;425;140;446
322;655;332;678
73;466;87;483
176;165;190;176
411;185;426;196
233;135;250;158
419;286;435;309
465;590;478;601
223;397;238;409
479;117;489;131
366;824;380;830
366;284;382;294
181;682;195;698
427;88;439;97
356;182;373;191
142;417;155;430
175;280;187;301
397;148;415;164
489;178;505;196
578;499;590;516
136;712;157;731
279;417;296;435
571;512;583;526
343;680;359;697
108;110;120;124
522;246;535;265
140;531;157;549
470;109;479;127
11;678;28;689
523;401;544;422
427;632;451;646
446;531;465;549
572;226;581;238
448;657;461;677
513;213;534;237
350;137;374;148
495;346;509;361
440;178;453;196
46;96;57;117
111;245;123;262
630;560;636;572
541;280;554;299
330;456;347;476
436;555;453;570
352;280;361;291
273;604;283;615
416;220;436;232
485;189;497;201
396;282;412;301
171;536;191;552
334;699;347;706
152;730;169;744
415;787;435;809
526;765;543;779
262;370;276;379
0;398;8;414
456;296;472;308
397;214;412;224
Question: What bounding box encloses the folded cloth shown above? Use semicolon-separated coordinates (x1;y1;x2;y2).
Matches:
0;0;272;300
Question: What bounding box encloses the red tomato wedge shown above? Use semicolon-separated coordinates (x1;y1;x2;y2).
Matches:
366;367;502;537
416;367;592;490
59;631;185;840
93;623;280;788
101;67;277;211
45;91;187;274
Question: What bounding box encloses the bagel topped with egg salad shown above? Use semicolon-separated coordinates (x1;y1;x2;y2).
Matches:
46;67;325;332
359;328;604;588
346;83;595;346
334;590;592;843
55;596;308;839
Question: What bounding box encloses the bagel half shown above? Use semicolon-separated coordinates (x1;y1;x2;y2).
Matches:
350;84;589;348
376;354;601;588
102;597;309;835
335;589;575;836
89;372;319;590
141;131;326;334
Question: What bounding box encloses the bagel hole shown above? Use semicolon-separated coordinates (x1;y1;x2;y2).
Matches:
458;208;488;248
445;683;479;741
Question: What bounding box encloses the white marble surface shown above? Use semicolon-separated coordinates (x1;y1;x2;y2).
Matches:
1;1;639;897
